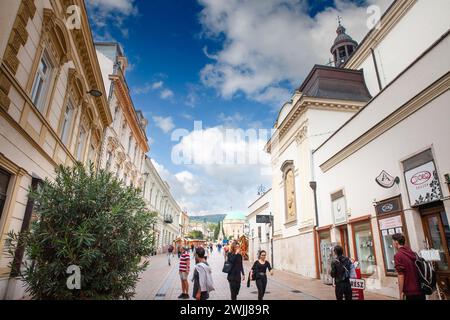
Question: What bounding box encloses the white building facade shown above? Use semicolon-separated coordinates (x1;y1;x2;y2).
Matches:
314;0;450;299
259;0;450;299
247;189;272;263
142;157;181;254
95;42;149;189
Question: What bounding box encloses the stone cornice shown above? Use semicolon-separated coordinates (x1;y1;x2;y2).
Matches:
247;202;270;219
320;72;450;173
345;0;417;69
110;73;149;153
265;97;364;153
61;0;112;128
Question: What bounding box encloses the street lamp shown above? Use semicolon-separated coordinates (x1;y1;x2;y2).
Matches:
244;223;250;236
87;89;102;97
309;181;319;227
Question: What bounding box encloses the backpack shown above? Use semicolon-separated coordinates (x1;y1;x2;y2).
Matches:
415;254;436;295
205;269;215;292
333;257;351;282
200;262;215;292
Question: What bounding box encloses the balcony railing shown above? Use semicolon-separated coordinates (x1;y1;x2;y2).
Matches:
163;215;173;224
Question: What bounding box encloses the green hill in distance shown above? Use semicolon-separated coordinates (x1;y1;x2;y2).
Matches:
189;214;226;223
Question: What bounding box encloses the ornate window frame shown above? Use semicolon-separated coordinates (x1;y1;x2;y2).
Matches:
57;68;85;148
26;8;71;118
0;0;37;110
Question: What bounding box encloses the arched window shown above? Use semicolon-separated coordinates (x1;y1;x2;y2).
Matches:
60;99;74;145
281;160;297;223
128;136;132;154
106;152;112;170
76;127;86;161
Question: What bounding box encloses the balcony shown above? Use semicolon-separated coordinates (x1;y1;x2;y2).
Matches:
163;215;173;224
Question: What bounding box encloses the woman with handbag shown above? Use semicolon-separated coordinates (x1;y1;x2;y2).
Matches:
226;241;245;300
250;250;273;300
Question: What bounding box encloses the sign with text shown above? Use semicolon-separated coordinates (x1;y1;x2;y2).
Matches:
378;215;402;231
256;215;273;224
420;249;441;262
404;161;442;206
350;278;365;290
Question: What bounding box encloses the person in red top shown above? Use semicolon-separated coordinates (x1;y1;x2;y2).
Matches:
392;233;425;300
178;246;191;299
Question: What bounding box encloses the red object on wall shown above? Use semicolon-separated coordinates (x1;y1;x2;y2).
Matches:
352;267;365;300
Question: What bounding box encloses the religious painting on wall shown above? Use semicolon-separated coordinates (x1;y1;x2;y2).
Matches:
281;160;297;223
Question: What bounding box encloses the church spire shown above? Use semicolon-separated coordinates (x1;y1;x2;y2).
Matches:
330;17;358;68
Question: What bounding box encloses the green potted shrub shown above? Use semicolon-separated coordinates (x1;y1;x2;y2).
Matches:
6;163;157;300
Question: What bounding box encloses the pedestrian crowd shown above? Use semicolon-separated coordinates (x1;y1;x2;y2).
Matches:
167;232;435;301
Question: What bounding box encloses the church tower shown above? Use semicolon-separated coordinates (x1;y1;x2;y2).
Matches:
330;19;358;68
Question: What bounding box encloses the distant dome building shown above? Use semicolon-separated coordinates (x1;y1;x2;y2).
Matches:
223;211;246;240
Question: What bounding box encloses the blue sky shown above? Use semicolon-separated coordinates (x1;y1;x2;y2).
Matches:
86;0;392;216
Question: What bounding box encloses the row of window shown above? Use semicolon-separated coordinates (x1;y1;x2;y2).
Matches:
113;106;144;169
29;48;99;164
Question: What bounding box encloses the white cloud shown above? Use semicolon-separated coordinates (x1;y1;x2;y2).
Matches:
217;112;244;127
160;88;174;99
175;171;200;195
87;0;137;14
152;81;164;90
133;81;174;100
148;126;273;215
198;0;393;105
153;116;175;133
86;0;138;38
133;81;165;94
185;83;203;107
181;113;194;120
165;125;272;215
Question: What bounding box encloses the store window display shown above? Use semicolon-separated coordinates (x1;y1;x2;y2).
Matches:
353;221;376;275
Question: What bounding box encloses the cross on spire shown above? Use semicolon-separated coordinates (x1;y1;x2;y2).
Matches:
337;15;342;26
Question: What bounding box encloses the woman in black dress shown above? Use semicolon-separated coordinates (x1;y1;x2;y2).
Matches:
227;241;245;300
251;250;273;300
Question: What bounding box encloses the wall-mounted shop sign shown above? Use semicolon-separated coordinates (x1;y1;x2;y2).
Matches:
375;170;399;189
256;215;273;224
375;196;402;216
331;190;347;225
404;161;442;207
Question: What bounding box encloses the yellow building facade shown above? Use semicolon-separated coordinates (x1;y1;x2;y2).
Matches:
0;0;112;299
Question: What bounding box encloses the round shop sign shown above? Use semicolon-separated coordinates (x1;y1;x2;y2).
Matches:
381;203;394;213
410;171;432;185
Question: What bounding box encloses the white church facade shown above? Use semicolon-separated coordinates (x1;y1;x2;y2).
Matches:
255;0;450;299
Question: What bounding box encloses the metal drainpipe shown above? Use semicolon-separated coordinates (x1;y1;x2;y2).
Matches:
371;48;383;91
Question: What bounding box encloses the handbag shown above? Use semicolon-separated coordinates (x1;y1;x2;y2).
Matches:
222;255;233;274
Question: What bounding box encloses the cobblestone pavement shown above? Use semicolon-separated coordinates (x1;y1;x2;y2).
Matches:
134;251;395;300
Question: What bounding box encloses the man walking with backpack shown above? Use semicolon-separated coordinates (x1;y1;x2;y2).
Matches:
392;233;426;300
192;247;215;300
330;245;353;300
